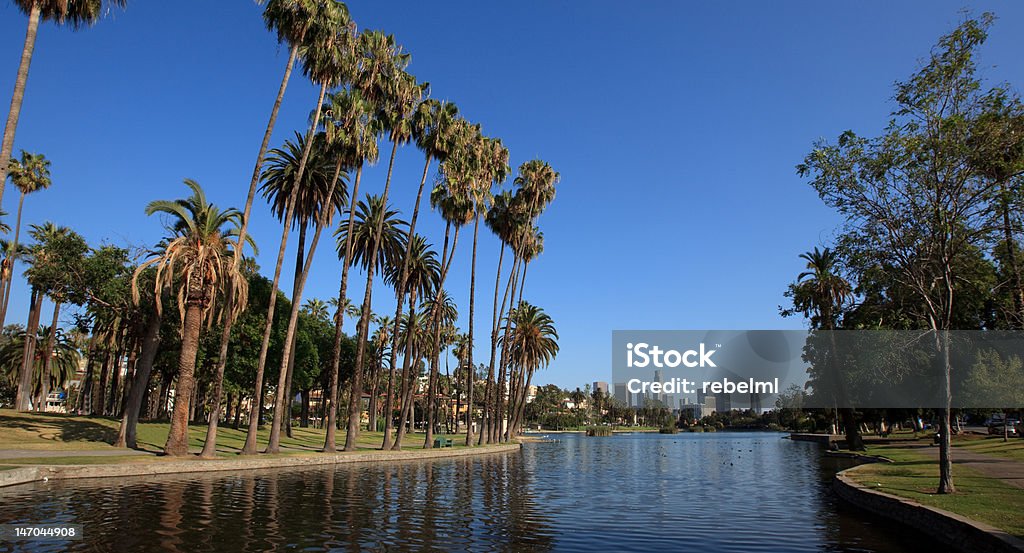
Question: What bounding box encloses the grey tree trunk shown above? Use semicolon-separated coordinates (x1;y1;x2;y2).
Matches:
0;1;41;207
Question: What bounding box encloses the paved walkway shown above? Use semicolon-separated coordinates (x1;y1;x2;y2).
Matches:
905;444;1024;490
0;449;155;459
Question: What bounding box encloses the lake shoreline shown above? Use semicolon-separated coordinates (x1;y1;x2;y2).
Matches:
0;442;522;490
833;462;1024;553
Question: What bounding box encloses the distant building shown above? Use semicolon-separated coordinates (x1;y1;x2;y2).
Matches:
593;381;609;396
716;394;731;413
614;382;628;405
526;385;539;404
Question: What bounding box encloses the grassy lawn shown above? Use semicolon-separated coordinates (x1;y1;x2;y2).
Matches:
0;409;472;466
849;442;1024;539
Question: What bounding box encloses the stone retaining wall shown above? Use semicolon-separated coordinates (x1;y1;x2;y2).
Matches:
833;466;1024;553
0;443;521;489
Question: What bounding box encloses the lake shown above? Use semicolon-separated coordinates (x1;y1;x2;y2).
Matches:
0;432;937;552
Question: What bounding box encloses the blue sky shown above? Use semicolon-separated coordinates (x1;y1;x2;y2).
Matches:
2;1;1023;389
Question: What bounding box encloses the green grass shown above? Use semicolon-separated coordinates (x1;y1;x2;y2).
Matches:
0;409;470;465
953;434;1024;462
849;443;1024;539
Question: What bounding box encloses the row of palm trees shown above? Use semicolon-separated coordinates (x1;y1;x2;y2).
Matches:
2;0;562;457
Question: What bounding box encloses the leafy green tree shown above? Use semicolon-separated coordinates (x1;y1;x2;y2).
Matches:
796;15;1015;492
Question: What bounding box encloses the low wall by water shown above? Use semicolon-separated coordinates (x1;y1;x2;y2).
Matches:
833;466;1024;553
0;443;522;489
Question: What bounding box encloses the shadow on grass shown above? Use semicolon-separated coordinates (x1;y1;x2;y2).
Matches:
0;412;118;445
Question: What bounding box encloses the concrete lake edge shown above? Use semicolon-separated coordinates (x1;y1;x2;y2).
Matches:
833;462;1024;553
0;442;522;490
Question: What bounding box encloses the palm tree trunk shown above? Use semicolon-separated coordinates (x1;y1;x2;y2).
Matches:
15;286;42;410
280;224;307;441
346;138;400;452
0;192;27;328
392;293;419;450
324;162;363;452
164;301;205;456
264;83;334;453
495;256;520;441
465;215;481;446
423;221;453;448
222;44;299;456
116;309;161;448
0;1;41;207
36;300;60;411
479;246;507;445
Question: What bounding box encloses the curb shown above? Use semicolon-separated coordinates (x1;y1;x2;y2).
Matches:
833;465;1024;553
0;443;522;490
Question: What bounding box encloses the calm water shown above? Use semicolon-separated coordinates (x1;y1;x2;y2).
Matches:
0;432;936;552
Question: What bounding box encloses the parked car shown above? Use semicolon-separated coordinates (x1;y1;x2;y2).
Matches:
988;422;1019;436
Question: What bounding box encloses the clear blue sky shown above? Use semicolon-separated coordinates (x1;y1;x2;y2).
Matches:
2;1;1023;389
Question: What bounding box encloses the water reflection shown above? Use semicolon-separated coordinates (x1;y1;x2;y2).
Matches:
0;433;936;552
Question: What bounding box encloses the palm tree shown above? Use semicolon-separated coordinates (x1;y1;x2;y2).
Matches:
464;135;509;446
422;162;474;446
483;190;528;442
336;193;408;450
321;87;380;452
256;131;346;444
366;314;393;431
507;302;559;437
246;3;352;456
344;32;422;451
1;150;50;327
1;325;80;404
133;179;249;457
386;234;440;449
421;288;457;444
788;246;861;450
0;0;127;206
219;0;348;456
304;298;329;322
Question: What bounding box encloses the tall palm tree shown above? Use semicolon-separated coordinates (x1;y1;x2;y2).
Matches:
366;313;393;431
483;190;528;442
1;150;50;327
0;0;127;206
217;0;348;456
244;4;352;456
386;234;440;449
507;302;559;437
422;163;474;446
322;87;380;452
789;246;861;450
134;179;249;457
464;135;509;446
344;32;422;451
421;287;457;444
336;193;408;450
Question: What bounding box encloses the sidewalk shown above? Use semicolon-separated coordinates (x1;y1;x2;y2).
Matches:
907;443;1024;490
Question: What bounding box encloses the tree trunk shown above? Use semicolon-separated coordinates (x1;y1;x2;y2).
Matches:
1;192;28;328
381;154;433;450
265;83;333;454
346;138;401;452
164;301;205;456
324;164;363;452
0;1;41;207
116;309;161;448
238;44;301;455
300;388;310;428
480;246;508;445
392;293;419;450
280;224;306;441
424;222;454;448
465;215;481;446
35;300;60;411
15;286;42;410
937;330;955;493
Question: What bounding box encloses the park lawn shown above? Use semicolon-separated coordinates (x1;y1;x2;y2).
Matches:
952;433;1024;462
849;443;1024;539
1;409;463;462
